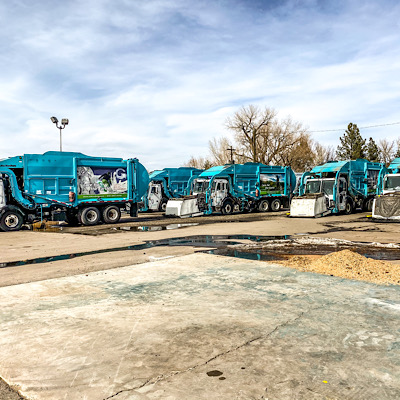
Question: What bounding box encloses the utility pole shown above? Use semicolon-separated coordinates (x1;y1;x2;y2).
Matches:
227;145;236;164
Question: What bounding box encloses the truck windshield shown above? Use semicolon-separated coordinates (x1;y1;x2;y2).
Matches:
384;175;400;191
321;180;334;196
305;180;321;194
193;180;209;193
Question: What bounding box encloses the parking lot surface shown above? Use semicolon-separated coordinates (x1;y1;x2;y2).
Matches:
1;253;399;399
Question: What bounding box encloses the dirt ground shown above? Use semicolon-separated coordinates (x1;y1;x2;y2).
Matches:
0;210;399;399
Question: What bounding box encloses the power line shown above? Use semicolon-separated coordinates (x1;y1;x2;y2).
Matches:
309;121;400;133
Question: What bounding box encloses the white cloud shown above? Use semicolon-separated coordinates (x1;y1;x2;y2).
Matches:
0;0;400;169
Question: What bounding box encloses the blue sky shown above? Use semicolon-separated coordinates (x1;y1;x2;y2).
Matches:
1;0;399;169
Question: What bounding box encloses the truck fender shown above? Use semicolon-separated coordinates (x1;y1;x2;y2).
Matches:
0;204;25;218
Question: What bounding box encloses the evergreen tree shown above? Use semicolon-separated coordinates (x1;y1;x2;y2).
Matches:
336;123;366;160
366;137;380;162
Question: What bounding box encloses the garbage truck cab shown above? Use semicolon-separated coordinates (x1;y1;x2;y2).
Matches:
143;167;202;212
381;173;400;194
372;158;400;220
303;176;348;212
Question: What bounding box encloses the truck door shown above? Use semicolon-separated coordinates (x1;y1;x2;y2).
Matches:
148;183;162;210
211;179;229;207
337;178;347;211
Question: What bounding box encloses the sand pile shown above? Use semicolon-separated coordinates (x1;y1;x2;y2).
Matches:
281;249;400;285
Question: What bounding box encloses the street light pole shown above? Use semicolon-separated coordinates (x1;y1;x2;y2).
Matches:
50;116;69;152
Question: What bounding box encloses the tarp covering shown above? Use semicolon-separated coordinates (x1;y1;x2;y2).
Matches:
374;194;400;218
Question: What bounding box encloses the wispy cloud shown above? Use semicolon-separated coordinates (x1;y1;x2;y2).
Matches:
0;0;399;168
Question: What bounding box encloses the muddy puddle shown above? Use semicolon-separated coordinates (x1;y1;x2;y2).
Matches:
28;222;200;234
1;234;400;269
118;223;199;232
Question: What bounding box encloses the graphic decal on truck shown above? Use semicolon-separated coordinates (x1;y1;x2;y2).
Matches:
260;173;285;195
77;166;127;199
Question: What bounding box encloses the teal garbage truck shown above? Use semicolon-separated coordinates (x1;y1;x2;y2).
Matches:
290;159;385;217
142;167;202;212
165;162;296;218
372;157;400;221
0;151;149;231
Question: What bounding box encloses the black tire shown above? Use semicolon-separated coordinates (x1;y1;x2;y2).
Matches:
270;198;281;212
221;199;234;215
159;198;168;212
258;199;270;212
0;209;24;232
102;206;121;224
344;200;353;215
78;206;101;226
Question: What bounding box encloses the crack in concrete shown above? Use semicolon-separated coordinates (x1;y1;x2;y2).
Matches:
103;311;306;400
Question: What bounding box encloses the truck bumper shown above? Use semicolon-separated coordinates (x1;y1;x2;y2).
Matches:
372;195;400;220
290;196;330;218
165;198;203;218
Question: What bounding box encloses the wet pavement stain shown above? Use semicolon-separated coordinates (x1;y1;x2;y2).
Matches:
206;370;223;377
118;223;199;232
0;235;288;268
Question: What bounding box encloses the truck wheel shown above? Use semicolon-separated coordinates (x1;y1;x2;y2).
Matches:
79;207;101;226
221;199;234;215
102;206;121;224
271;199;281;212
159;198;168;212
0;209;24;231
258;199;270;212
344;201;353;215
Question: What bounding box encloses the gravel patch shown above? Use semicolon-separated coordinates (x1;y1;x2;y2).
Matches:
0;378;25;400
279;249;400;285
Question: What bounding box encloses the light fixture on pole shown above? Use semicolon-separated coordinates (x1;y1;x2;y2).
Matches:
50;116;69;152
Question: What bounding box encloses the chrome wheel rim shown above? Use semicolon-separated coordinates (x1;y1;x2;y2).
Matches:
86;210;98;222
107;209;118;220
5;214;19;228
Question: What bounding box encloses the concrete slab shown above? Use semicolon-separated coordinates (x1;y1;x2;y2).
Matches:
0;253;399;400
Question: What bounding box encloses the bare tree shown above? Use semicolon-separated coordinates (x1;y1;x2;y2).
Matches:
225;105;310;167
279;133;315;172
226;105;277;162
209;137;232;165
378;139;395;165
395;138;400;159
184;104;323;171
313;143;336;165
183;155;214;169
265;117;308;166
